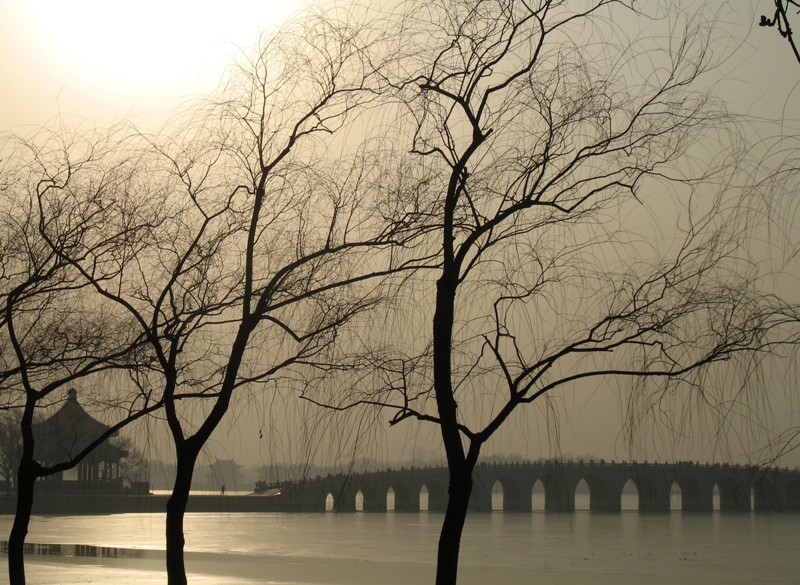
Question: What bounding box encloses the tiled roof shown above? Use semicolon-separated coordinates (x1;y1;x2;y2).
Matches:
32;389;125;464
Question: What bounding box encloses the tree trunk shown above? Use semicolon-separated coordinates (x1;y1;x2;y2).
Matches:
435;465;473;585
165;447;199;585
432;268;481;585
8;461;36;585
431;247;471;585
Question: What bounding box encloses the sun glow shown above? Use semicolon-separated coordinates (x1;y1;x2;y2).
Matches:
2;0;304;127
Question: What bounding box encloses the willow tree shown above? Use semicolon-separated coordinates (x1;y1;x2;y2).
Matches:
0;126;163;585
41;12;427;585
357;2;800;584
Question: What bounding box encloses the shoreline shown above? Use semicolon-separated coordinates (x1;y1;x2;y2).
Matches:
1;494;796;516
0;493;285;516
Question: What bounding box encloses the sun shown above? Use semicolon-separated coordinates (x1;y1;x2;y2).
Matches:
2;0;304;127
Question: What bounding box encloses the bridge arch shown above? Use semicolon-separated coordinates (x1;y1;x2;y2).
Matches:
491;480;503;511
574;479;590;511
670;481;682;511
531;479;545;511
355;489;364;512
419;484;429;511
386;487;395;511
621;479;639;511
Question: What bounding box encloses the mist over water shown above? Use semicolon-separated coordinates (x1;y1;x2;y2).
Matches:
2;511;798;584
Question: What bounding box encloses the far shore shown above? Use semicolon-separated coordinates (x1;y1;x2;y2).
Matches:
0;492;282;516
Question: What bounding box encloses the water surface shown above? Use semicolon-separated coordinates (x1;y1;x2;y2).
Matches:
1;511;797;584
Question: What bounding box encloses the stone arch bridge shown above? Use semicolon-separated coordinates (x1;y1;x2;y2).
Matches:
270;461;800;514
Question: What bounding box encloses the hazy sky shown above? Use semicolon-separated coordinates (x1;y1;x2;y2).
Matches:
0;0;308;131
3;1;800;470
0;1;795;131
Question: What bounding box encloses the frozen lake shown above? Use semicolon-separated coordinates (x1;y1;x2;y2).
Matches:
1;511;799;584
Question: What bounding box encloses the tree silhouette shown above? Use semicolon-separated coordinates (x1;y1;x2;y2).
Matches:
0;125;163;585
760;0;800;65
36;12;429;585
6;3;800;585
335;2;800;584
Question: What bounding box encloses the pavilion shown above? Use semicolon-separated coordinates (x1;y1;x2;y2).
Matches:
33;388;128;491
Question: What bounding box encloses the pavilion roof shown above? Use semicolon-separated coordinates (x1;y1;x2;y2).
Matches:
33;389;125;464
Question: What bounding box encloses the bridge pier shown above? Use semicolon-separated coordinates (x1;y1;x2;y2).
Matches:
543;476;573;512
584;475;624;512
363;492;387;512
335;486;357;513
717;478;752;512
784;477;800;512
468;499;492;512
427;482;448;513
719;490;751;511
637;485;670;513
680;487;714;512
392;484;418;512
754;475;786;512
503;487;533;512
468;484;492;513
589;490;621;512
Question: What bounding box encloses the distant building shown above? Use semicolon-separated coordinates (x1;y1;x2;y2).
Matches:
203;459;244;492
33;389;133;494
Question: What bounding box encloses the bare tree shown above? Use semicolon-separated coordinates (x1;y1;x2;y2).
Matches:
113;435;151;488
339;2;800;584
0;126;164;585
43;13;429;585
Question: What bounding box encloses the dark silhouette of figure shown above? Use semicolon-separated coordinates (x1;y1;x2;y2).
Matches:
220;484;226;496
